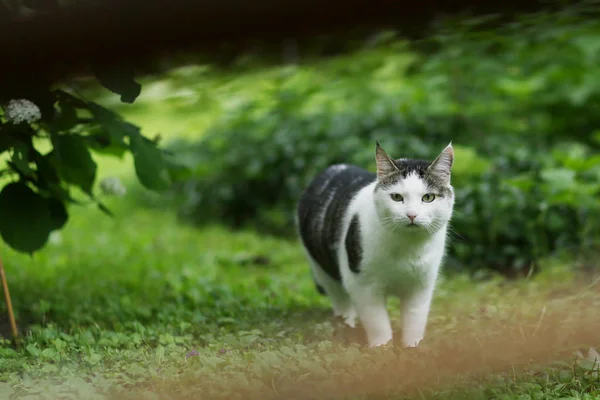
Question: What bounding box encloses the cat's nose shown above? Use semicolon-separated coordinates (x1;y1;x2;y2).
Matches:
406;213;417;221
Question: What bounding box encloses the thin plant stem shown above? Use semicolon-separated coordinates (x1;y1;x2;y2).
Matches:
0;254;19;344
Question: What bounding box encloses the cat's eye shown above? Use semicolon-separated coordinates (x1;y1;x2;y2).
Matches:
422;193;436;203
390;193;404;202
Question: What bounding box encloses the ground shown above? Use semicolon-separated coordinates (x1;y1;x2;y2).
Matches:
0;67;600;399
1;191;599;399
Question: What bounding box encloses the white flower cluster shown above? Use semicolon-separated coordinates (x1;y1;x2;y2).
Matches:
99;176;127;197
4;99;42;125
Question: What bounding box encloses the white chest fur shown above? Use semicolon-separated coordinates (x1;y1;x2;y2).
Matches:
362;228;445;295
339;185;446;296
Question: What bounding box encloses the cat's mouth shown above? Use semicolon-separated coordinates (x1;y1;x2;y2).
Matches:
406;223;420;228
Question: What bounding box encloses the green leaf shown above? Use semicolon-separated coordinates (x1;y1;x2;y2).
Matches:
0;182;53;254
34;151;78;204
25;344;41;357
165;158;193;181
54;89;89;109
130;133;171;192
52;134;97;194
88;135;128;158
91;63;142;104
52;98;79;132
9;142;35;177
35;151;60;187
88;102;131;151
540;167;577;193
0;133;13;154
48;198;68;231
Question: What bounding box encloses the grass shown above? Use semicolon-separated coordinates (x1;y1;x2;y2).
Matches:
1;51;600;399
1;190;600;399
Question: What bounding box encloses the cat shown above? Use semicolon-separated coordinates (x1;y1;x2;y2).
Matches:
296;142;454;348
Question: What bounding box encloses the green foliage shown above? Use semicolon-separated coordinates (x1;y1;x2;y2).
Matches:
0;72;182;254
168;9;600;276
0;3;188;254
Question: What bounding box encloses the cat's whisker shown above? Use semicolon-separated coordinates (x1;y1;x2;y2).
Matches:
383;219;401;234
440;223;461;246
424;223;436;237
446;224;464;241
380;216;404;233
422;220;436;236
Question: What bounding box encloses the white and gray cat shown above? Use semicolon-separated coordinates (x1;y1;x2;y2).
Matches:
296;142;454;348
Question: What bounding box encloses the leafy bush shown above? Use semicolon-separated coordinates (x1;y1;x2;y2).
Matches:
449;141;600;277
166;9;600;276
0;2;186;254
0;87;184;254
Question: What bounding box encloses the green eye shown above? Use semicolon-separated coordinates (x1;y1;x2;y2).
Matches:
390;193;404;202
422;193;436;203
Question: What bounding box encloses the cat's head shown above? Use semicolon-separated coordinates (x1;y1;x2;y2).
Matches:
373;142;455;234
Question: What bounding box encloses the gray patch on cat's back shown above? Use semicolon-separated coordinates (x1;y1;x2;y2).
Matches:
297;164;375;282
345;214;362;274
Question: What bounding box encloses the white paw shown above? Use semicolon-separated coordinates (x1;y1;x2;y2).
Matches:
403;337;422;348
343;311;357;328
368;335;393;348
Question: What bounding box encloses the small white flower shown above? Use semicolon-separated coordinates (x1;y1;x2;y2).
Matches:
4;99;42;124
99;176;127;197
48;231;63;246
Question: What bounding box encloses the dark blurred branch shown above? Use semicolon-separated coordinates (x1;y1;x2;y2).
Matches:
0;0;563;84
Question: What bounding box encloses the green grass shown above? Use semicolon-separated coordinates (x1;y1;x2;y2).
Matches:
1;55;600;399
1;191;600;399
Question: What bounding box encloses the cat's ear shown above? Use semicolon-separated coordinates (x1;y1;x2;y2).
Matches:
375;141;400;179
427;142;454;184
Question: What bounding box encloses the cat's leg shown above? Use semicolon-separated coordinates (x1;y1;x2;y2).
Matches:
348;285;392;347
325;282;358;328
309;258;357;327
401;282;436;348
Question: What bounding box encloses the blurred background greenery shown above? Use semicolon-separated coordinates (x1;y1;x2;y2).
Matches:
78;6;600;280
3;3;600;397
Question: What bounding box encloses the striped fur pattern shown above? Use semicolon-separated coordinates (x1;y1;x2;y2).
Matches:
296;142;455;348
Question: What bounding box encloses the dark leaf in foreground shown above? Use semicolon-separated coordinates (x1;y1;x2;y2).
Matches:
52;134;97;194
91;62;142;104
130;133;171;192
0;182;54;254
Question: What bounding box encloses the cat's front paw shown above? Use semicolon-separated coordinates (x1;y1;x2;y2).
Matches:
368;336;393;348
402;333;424;348
398;337;430;354
403;339;422;348
343;312;357;328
